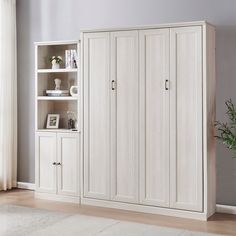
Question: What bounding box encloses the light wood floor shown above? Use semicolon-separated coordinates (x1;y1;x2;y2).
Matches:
0;189;236;235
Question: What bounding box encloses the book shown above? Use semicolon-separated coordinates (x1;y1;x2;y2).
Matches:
65;50;71;69
65;49;78;69
71;50;78;68
46;90;69;97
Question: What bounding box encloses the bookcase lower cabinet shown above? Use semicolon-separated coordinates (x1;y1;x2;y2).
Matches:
35;132;80;202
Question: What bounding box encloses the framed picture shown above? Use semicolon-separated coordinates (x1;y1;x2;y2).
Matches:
46;114;60;129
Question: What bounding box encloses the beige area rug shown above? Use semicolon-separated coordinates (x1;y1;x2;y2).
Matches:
0;205;220;236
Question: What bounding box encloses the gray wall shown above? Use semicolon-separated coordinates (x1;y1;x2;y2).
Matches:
16;0;236;205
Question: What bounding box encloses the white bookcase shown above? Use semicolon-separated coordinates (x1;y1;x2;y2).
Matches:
34;40;80;203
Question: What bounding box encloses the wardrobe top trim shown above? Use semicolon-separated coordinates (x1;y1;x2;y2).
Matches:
80;21;215;33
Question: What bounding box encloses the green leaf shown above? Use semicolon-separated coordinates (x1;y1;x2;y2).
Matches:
216;99;236;159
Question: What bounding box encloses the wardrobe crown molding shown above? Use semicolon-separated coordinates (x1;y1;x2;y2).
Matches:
80;20;214;33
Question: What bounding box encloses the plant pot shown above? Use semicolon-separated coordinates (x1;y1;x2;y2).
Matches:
52;62;60;70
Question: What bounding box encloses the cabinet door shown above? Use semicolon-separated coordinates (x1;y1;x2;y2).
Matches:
57;133;79;196
110;31;139;203
83;32;111;200
170;26;203;212
139;29;170;207
35;132;57;194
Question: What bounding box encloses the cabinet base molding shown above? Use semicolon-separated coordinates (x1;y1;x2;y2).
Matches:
81;198;208;221
216;204;236;215
35;192;80;204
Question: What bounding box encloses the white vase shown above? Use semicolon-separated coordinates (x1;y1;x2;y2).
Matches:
52;62;60;70
70;86;78;97
54;78;61;90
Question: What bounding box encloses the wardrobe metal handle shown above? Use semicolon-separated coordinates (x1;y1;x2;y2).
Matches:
165;79;169;90
111;80;116;90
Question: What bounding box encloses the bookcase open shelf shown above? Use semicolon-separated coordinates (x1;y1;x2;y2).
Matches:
37;72;77;96
35;40;79;131
37;42;78;70
37;99;78;130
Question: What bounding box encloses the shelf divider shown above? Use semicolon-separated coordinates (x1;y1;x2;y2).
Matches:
37;96;78;101
37;68;78;73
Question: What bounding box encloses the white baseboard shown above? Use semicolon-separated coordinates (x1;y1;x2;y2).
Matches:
14;184;236;216
81;197;208;221
216;204;236;215
35;192;80;204
17;182;35;191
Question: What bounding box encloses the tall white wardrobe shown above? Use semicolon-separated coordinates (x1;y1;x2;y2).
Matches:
81;21;216;220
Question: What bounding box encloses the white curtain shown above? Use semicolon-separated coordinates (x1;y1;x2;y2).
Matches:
0;0;17;191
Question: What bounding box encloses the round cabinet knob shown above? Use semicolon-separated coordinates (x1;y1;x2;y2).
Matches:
57;162;61;166
52;162;56;165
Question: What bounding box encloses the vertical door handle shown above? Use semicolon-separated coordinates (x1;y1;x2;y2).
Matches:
111;80;116;90
165;79;169;90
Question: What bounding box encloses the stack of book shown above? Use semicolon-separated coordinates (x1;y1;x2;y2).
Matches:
65;49;78;69
46;90;69;97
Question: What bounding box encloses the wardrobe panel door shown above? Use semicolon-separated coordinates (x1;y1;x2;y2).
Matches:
83;32;111;200
111;31;139;203
35;132;57;194
139;29;170;207
170;26;203;212
57;133;79;197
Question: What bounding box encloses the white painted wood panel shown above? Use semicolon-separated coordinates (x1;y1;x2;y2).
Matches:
170;26;203;212
83;32;111;200
203;24;216;217
110;31;139;203
139;29;170;207
57;133;79;196
35;132;57;194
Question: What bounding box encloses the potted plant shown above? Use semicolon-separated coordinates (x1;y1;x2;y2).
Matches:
50;56;63;69
215;99;236;158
